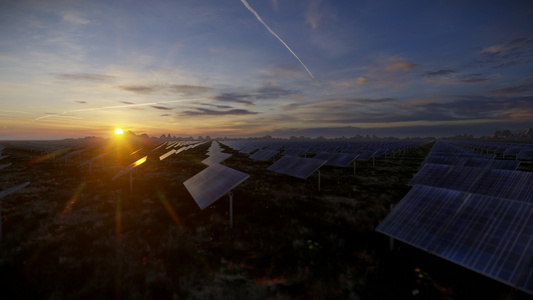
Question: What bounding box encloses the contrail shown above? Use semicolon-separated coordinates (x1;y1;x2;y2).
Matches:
64;98;209;113
240;0;315;80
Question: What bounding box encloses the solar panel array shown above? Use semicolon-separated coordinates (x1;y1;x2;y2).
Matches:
376;185;533;293
421;156;520;170
184;163;249;210
267;156;326;179
378;140;533;295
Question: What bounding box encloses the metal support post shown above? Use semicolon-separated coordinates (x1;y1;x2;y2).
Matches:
318;170;321;191
229;192;233;228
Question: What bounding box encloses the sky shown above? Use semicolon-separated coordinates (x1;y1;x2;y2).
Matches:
1;0;532;139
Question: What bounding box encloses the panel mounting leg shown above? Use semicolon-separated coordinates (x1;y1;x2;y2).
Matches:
318;170;321;191
229;192;233;228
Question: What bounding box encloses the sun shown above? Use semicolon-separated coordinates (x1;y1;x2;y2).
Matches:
114;128;124;135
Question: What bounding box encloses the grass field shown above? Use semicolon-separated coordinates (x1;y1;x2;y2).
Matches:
0;140;530;299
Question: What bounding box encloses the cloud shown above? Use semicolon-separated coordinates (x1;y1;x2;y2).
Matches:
423;69;458;77
160;114;171;117
151;105;172;111
384;57;417;73
255;85;297;99
198;103;234;109
455;73;489;83
167;84;211;95
356;56;419;86
357;77;368;84
75;101;87;104
120;101;135;105
475;36;533;69
119;84;211;95
181;108;259;116
488;83;533;95
62;13;90;25
55;73;116;82
212;93;254;105
306;0;323;29
120;85;157;94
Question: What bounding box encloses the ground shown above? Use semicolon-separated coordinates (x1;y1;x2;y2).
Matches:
0;140;531;299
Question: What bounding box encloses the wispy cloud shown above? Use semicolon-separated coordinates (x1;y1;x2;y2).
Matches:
181;108;259;116
119;84;211;95
212;93;254;105
75;100;87;104
241;0;315;80
423;69;458;77
151;105;172;111
356;56;418;86
55;73;116;82
488;82;533;95
62;12;90;25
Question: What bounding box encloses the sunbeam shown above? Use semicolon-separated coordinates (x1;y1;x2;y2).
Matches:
156;189;183;228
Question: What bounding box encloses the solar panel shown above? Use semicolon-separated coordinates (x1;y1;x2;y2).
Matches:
409;164;533;202
281;148;308;157
239;146;258;154
249;149;278;161
159;149;176;161
518;150;533;159
326;153;360;167
183;163;249;210
0;182;30;199
488;159;520;170
267;156;326;179
202;152;232;165
355;150;376;161
376;185;533;295
78;149;116;167
313;152;337;162
112;156;147;180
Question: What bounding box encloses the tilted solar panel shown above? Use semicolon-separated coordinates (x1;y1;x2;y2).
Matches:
249;150;278;161
112;156;147;180
184;163;249;210
410;164;533;202
0;182;30;199
326;153;360;167
0;163;11;170
355;150;376;161
239;146;258;154
376;185;533;295
201;152;232;165
159;149;176;161
281;148;308;157
488;159;520;170
518;150;533;159
267;156;326;179
313;152;337;162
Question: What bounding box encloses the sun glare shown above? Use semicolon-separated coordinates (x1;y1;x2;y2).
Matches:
115;128;124;135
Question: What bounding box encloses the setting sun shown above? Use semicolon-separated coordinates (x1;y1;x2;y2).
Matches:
114;128;123;135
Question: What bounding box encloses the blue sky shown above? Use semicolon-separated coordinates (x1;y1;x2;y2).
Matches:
1;0;532;139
